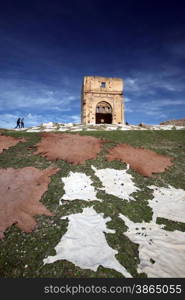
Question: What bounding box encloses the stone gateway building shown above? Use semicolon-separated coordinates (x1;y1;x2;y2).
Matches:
81;76;124;125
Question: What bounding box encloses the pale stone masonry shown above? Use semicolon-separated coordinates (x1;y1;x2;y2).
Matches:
81;76;124;125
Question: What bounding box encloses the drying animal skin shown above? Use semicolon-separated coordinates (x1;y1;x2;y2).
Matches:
92;164;140;201
59;171;100;203
107;143;173;177
34;133;105;164
0;135;26;154
119;214;185;277
44;207;132;277
148;185;185;223
0;167;59;239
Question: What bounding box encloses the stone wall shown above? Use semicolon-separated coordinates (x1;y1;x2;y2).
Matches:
81;76;124;124
160;119;185;126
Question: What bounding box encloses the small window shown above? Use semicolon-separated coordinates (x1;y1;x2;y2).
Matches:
100;82;106;88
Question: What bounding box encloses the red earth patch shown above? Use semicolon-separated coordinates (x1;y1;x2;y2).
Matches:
106;143;174;177
0;167;59;239
0;135;26;154
34;133;105;164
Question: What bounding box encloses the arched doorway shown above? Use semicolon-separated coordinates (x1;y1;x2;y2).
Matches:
96;101;112;124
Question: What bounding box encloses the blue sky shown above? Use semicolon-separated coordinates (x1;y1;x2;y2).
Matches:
0;0;185;128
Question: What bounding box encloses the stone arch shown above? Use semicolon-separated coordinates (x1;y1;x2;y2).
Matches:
95;101;112;124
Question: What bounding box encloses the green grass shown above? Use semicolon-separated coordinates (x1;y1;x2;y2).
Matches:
0;130;185;278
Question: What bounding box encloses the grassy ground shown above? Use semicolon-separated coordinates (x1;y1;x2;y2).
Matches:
0;129;185;278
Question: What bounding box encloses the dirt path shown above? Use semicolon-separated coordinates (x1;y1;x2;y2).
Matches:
0;167;59;239
106;143;174;177
34;133;105;164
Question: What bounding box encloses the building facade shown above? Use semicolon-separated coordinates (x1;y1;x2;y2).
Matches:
81;76;124;125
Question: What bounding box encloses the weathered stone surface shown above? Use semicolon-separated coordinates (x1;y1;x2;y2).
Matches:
160;118;185;126
34;133;105;164
0;167;59;239
81;76;124;125
0;135;26;154
106;143;174;177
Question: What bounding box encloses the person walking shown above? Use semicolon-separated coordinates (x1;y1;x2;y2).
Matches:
15;118;21;128
20;118;24;128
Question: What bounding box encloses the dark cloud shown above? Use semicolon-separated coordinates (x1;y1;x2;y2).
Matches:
0;0;185;127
